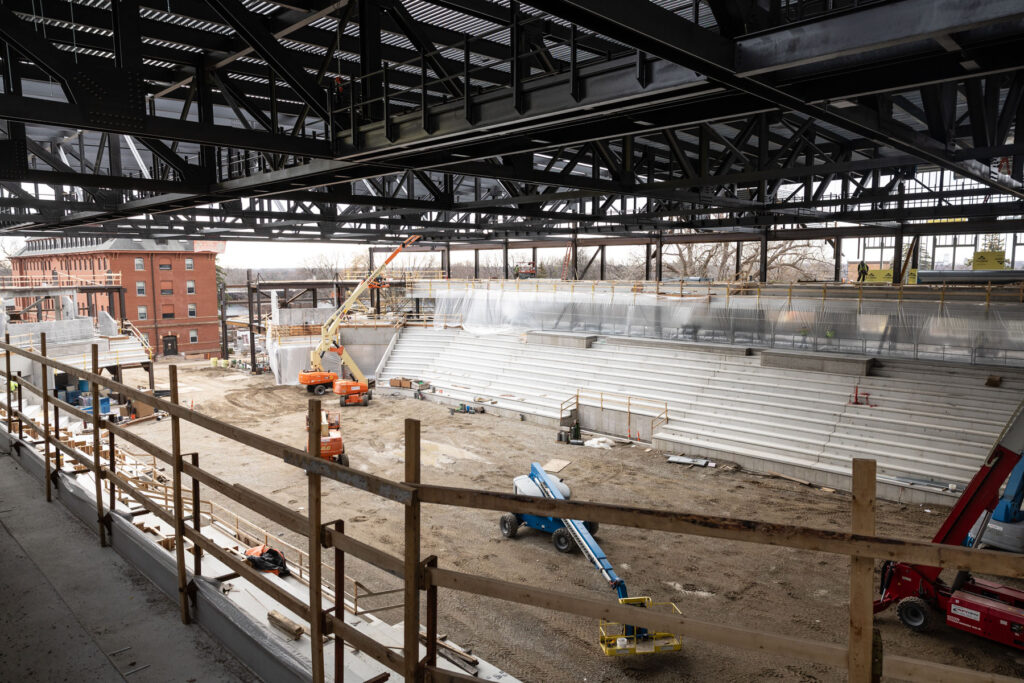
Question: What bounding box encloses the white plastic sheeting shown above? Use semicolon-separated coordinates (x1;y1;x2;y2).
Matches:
431;287;1024;366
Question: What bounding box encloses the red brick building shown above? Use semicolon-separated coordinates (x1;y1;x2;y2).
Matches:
11;238;220;357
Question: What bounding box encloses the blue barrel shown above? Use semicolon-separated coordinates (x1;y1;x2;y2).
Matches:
78;379;89;392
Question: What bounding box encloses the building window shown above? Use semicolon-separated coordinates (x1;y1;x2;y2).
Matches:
134;257;144;271
160;280;173;295
189;329;198;343
186;280;195;294
144;333;151;345
185;258;194;271
158;262;171;271
161;304;174;319
137;306;148;320
188;303;197;318
136;281;146;296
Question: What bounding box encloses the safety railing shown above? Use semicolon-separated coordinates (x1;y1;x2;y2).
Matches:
1;333;1022;683
0;272;122;288
408;277;1024;307
120;319;154;360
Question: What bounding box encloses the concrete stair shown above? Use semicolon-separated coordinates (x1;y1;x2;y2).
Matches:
381;328;1021;503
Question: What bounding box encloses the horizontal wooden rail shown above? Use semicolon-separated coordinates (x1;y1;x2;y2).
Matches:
0;342;414;504
428;566;848;668
416;484;1024;577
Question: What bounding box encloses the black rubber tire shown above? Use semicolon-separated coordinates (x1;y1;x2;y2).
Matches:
367;390;373;400
552;527;574;553
499;513;519;538
896;596;936;632
337;453;349;467
584;521;599;536
361;395;369;406
313;384;327;396
305;384;313;393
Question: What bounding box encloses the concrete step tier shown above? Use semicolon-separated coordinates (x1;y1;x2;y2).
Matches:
383;328;1016;499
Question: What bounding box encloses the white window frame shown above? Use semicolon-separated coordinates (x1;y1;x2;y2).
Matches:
185;258;194;271
189;329;198;343
186;280;195;295
136;281;146;296
137;306;148;320
187;303;197;318
134;257;144;271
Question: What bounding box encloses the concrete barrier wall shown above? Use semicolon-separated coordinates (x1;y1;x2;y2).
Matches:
270;327;398;385
578;403;659;442
761;349;875;376
526;331;597;348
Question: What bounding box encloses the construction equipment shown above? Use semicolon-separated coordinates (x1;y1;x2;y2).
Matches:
875;406;1024;649
298;234;421;403
500;462;682;656
512;261;536;279
306;409;349;466
970;456;1024;551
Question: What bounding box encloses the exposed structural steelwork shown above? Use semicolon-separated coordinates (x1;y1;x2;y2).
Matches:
0;0;1023;258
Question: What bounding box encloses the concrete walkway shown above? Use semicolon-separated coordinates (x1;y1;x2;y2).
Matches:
0;455;252;682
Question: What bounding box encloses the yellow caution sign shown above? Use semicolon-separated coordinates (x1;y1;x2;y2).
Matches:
972;251;1006;270
862;268;917;284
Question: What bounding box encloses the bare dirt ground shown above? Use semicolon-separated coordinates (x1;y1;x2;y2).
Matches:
120;361;1024;682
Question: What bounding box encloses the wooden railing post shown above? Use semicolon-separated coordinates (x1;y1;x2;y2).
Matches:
404;418;421;683
169;364;190;624
52;403;60;470
333;519;345;682
307;397;325;683
424;554;438;672
192;451;202;576
849;458;877;682
4;331;10;435
16;371;23;439
40;333;50;502
90;345;107;546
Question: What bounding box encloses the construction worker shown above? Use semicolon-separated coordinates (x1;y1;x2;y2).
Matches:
512;264;520;279
857;259;869;282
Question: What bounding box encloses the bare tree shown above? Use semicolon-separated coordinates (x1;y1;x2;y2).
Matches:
666;241;834;282
302;252;343;279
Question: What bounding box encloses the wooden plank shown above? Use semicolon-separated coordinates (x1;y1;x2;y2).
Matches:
415;485;1024;577
40;333;50;502
849;459;877;682
884;655;1023;683
268;610;304;640
307;398;325;683
0;342;413;503
325;613;405;673
428;566;849;668
182;525;310;620
169;364;190;625
333;520;344;683
425;665;480;683
404;418;422;683
90;345;107;547
324;527;404;577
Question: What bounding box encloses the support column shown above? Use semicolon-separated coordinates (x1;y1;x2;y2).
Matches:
735;242;742;279
118;288;126;323
759;232;769;283
893;183;905;285
502;240;509;279
849;459;879;680
644;243;651;281
90;345;107;547
655;233;663;282
246;270;256;372
41;333;50;502
531;247;537;273
834;239;842;282
571;232;578;280
473;249;479;279
444;243;452;279
219;283;229;359
599;245;606;280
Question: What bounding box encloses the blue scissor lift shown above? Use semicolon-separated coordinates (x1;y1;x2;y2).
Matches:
500;462;682;656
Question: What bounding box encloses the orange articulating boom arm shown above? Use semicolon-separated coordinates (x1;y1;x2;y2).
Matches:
304;234;421;377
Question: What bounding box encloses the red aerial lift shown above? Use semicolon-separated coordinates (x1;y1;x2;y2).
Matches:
874;408;1024;649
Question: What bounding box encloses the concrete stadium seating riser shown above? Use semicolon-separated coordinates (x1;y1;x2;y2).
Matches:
383;328;1015;495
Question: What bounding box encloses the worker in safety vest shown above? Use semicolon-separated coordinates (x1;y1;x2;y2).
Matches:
857;260;869;282
8;379;17;392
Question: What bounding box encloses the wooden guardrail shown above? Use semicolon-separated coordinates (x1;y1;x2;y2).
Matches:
1;333;1022;683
